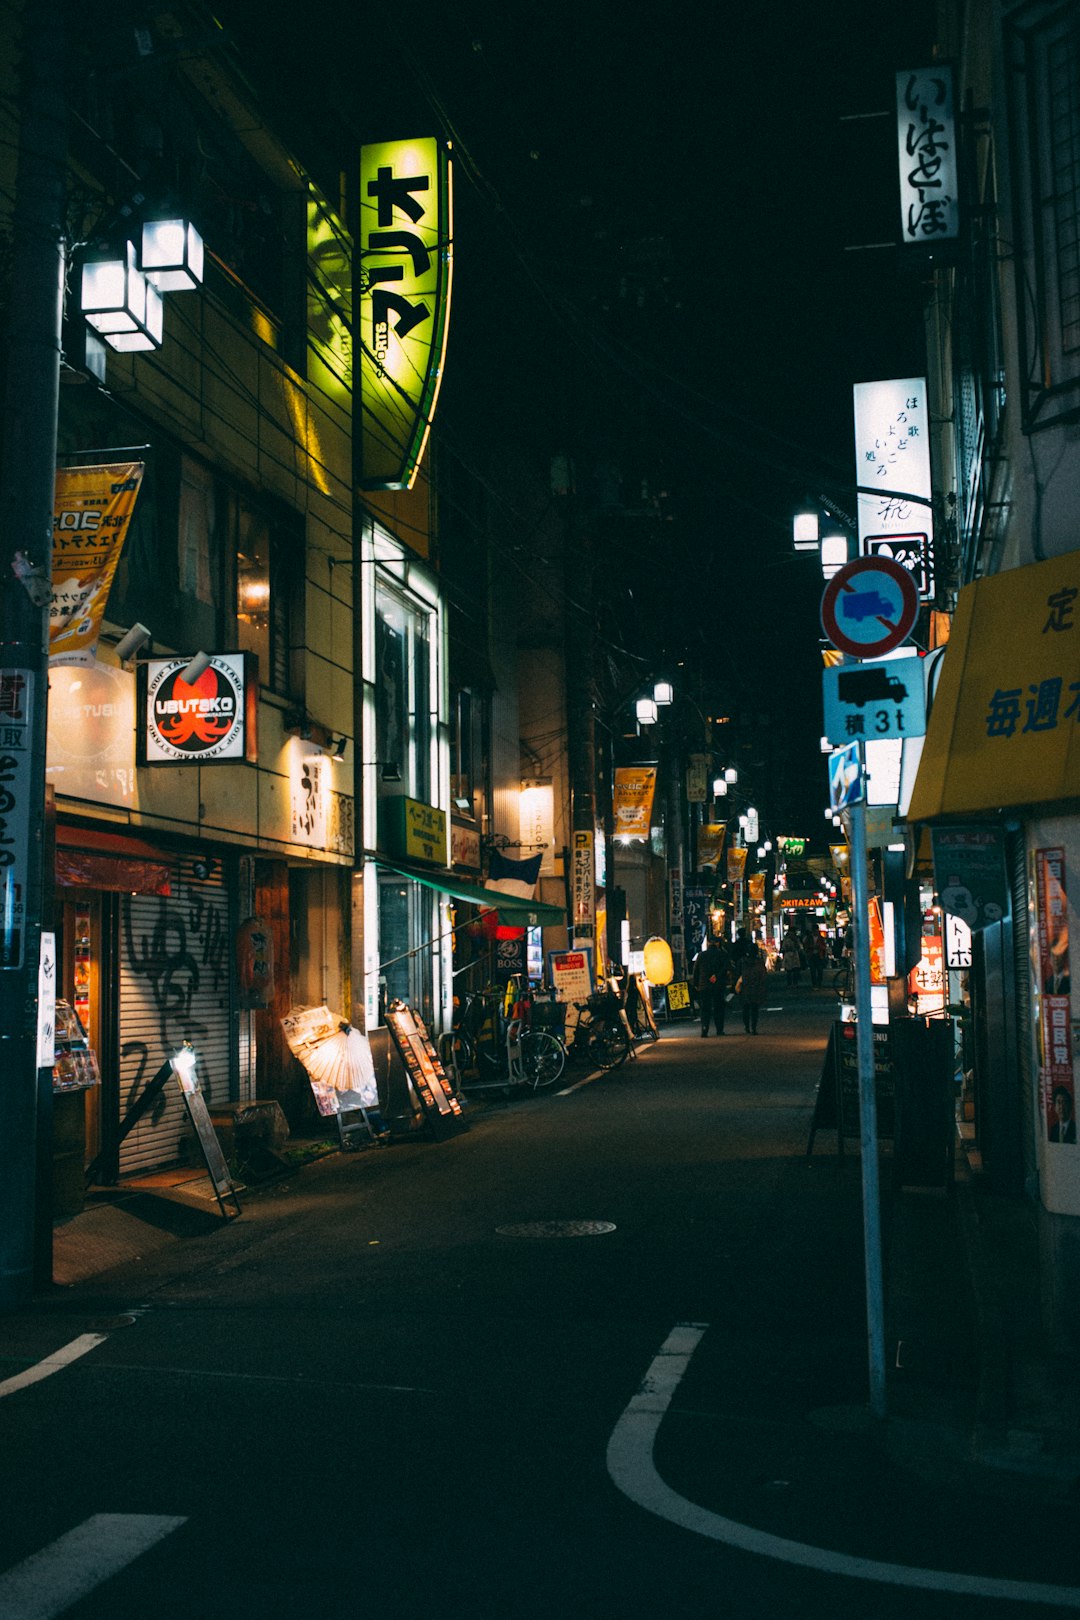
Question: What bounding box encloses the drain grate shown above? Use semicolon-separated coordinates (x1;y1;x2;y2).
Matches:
495;1219;616;1239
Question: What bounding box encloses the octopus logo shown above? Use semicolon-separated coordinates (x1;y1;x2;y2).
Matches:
145;656;246;762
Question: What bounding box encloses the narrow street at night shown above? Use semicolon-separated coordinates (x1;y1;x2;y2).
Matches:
3;3;1080;1613
3;992;1077;1620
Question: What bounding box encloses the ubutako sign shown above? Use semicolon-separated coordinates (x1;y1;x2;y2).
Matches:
138;654;257;765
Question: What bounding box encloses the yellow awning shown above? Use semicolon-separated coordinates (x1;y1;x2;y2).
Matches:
907;549;1080;821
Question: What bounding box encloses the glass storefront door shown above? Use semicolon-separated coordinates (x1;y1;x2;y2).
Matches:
378;873;434;1028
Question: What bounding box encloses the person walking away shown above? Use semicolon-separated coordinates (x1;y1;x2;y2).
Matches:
738;947;769;1033
807;929;827;988
732;928;756;975
781;928;803;987
691;935;731;1036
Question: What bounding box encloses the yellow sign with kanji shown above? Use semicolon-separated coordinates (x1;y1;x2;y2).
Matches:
50;463;144;666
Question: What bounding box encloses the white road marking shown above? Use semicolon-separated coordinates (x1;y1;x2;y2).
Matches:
607;1323;1080;1608
0;1334;107;1398
0;1513;185;1619
556;1071;604;1094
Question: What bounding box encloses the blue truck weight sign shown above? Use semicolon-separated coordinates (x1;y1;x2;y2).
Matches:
822;655;927;746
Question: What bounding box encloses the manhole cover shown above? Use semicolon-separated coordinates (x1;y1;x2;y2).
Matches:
495;1220;616;1239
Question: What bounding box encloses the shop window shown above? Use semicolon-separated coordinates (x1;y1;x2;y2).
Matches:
307;187;352;405
235;500;299;697
375;587;433;803
1008;3;1080;429
105;448;227;654
451;688;478;814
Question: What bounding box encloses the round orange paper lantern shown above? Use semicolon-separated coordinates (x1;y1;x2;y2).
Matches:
643;936;674;986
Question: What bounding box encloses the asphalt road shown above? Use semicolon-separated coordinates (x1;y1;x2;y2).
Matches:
3;988;1079;1619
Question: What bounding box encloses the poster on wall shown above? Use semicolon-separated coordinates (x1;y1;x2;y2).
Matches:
1032;847;1076;1145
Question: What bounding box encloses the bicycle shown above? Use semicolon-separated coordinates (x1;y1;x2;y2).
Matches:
832;960;855;1000
440;990;566;1092
565;991;632;1071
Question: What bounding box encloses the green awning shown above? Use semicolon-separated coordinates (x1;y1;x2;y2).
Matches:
375;860;566;926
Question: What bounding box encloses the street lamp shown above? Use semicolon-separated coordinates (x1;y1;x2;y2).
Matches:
635;696;658;727
80;242;164;352
653;680;674;706
820;530;853;579
724;767;737;785
139;215;205;292
793;509;819;551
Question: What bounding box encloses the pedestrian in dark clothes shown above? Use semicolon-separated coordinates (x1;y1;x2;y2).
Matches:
737;947;769;1034
691;936;731;1036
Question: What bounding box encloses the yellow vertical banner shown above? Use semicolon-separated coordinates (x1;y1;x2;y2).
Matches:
726;846;747;882
613;765;657;838
696;821;727;868
748;872;765;904
51;462;145;666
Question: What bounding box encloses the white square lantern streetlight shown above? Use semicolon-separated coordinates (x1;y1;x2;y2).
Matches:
140;217;205;292
635;696;658;727
80;242;163;352
653;680;674;707
793;509;820;552
821;530;852;580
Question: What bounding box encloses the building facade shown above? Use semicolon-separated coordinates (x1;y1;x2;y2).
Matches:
906;0;1080;1347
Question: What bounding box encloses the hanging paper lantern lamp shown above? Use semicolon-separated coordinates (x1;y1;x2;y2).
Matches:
643;936;674;986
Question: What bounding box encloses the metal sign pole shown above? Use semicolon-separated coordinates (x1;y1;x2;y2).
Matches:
849;764;887;1419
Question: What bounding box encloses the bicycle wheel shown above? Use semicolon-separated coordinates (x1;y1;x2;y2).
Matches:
591;1020;631;1070
520;1030;566;1089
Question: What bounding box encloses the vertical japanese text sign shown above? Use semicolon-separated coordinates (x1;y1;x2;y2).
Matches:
896;67;960;249
0;670;34;968
853;377;935;596
358;139;453;490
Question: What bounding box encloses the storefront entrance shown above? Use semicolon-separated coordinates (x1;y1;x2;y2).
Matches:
378;871;435;1028
54;835;238;1184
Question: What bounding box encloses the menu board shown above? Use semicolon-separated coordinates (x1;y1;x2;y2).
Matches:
810;1022;895;1150
385;1003;467;1140
52;999;101;1092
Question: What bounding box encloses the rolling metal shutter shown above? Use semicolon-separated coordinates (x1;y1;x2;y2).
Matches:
118;853;235;1176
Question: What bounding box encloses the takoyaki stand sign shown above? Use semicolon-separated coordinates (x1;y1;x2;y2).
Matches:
138;654;257;765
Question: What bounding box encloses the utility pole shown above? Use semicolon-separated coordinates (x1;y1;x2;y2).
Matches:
0;0;66;1307
849;743;887;1419
562;479;598;962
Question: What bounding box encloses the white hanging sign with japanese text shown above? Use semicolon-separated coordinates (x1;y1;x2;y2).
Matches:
896;66;960;248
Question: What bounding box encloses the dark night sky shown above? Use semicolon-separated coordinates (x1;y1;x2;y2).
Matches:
218;0;935;833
